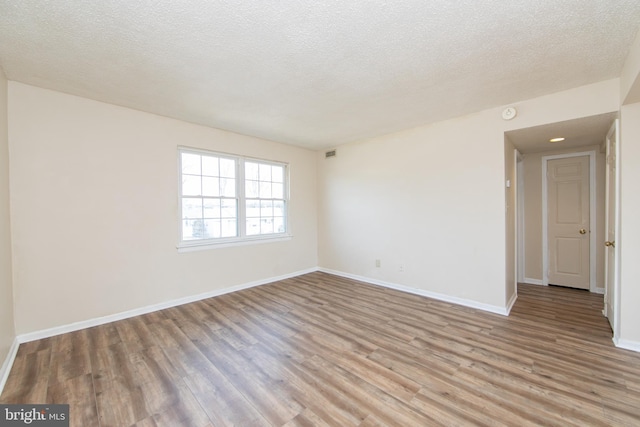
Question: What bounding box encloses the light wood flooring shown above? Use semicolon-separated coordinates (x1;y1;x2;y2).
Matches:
2;272;640;426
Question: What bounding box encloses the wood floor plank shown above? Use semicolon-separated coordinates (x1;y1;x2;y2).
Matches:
283;408;339;427
148;382;212;427
183;369;272;427
14;336;54;357
301;355;432;427
46;373;99;427
86;323;122;349
2;272;640;426
1;348;51;404
48;329;91;386
115;316;157;353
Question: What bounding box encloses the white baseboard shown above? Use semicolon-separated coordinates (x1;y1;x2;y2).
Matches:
505;292;518;315
0;337;20;397
523;277;544;285
593;287;605;295
614;337;640;353
17;267;319;345
319;268;511;316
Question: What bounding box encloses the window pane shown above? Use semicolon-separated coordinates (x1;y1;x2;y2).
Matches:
191;219;207;238
246;200;260;218
203;199;220;219
182;175;201;196
260;200;273;217
274;200;285;216
245;162;259;180
246;218;260;235
245;180;259;198
220;158;236;178
261;218;274;234
202;156;219;176
259;164;272;181
204;219;221;238
202;177;219;197
182;198;202;219
259;182;272;198
272;166;284;183
182;220;198;240
272;183;284;199
220;178;236;197
181;153;201;175
274;217;285;233
221;199;237;219
221;219;237;237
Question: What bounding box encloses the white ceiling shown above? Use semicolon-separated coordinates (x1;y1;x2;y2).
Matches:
1;1;639;150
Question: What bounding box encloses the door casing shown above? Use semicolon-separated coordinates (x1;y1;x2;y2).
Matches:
541;150;597;291
604;119;621;338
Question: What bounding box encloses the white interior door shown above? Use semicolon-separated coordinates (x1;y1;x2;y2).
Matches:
547;155;590;289
604;119;619;329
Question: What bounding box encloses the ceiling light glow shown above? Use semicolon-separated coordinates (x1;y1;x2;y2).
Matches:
549;137;565;143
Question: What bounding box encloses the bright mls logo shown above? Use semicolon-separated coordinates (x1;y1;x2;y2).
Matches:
0;405;69;426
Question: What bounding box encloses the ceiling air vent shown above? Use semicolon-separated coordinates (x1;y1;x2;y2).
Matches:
325;149;337;158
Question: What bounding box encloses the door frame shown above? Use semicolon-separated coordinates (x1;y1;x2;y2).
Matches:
604;119;621;338
517;150;525;284
541;150;596;291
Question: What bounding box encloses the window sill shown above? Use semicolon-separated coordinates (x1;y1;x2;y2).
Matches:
177;234;293;253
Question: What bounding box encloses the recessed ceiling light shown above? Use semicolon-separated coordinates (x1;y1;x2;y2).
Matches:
549;137;565;143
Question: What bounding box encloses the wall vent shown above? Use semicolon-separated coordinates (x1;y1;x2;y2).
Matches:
325;149;337;158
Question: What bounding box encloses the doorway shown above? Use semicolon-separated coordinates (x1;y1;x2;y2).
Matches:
505;112;617;308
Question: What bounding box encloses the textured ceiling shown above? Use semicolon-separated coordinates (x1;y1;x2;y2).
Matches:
1;1;639;149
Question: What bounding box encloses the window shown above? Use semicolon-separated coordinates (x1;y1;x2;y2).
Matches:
179;148;289;248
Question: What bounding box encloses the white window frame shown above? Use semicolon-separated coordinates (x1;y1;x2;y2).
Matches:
177;146;291;252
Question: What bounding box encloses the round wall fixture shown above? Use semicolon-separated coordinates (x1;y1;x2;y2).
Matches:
502;107;517;120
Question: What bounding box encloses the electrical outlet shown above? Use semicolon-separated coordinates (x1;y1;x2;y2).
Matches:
375;259;381;268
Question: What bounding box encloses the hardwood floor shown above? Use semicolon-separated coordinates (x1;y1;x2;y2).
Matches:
2;272;640;426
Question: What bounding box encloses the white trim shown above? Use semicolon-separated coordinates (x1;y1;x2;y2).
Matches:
512;148;520;300
0;337;20;396
614;337;640;353
541;151;597;291
177;234;292;253
588;153;597;292
523;277;544;286
593;287;605;295
505;292;518;315
319;268;511;316
517;151;525;284
608;119;622;342
16;267;319;344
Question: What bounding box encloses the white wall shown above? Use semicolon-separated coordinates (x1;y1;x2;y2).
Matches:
619;101;640;345
8;82;318;335
318;110;507;309
317;79;619;312
621;29;640;104
618;30;640;347
0;70;15;377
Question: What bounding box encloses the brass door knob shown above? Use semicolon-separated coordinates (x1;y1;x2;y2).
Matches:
605;241;615;247
579;229;587;235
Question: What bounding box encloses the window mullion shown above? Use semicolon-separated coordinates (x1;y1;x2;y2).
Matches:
200;156;205;222
237;158;246;237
